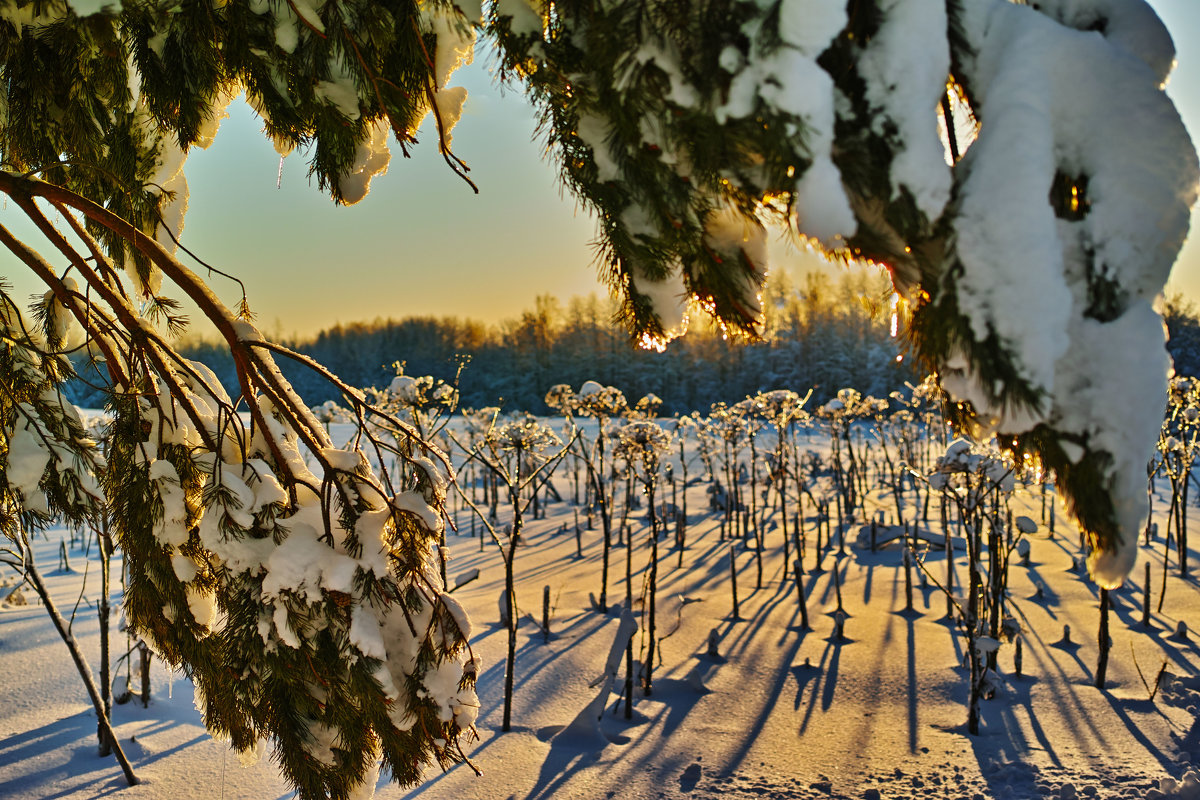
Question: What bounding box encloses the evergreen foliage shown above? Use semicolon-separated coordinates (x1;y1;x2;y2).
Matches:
0;1;483;783
0;0;1196;794
487;0;1198;585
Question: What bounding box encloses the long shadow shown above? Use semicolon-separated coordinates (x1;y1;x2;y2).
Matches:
1128;625;1200;675
1009;602;1113;748
482;612;619;702
788;645;817;713
1102;692;1181;774
955;643;1093;798
0;712;95;775
797;638;835;735
655;676;720;739
397;726;523;800
522;735;607;800
805;566;835;610
904;612;919;753
964;737;1044;800
0;708;210;800
1010;675;1064;769
1023;562;1061;620
663;580;806;781
819;630;847;713
120;729;210;765
484;563;799;793
991;557;1185;790
0;609;87;658
521;572;804;798
10;774;130;800
1104;582;1160;631
716;578;795;661
861;562;876;606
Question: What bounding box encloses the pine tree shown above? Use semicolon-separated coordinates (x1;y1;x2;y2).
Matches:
0;2;1196;795
488;0;1198;586
0;4;482;796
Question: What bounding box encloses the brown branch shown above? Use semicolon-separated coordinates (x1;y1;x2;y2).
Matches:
343;28;418;151
285;0;327;39
0;171;307;489
0;221;129;390
410;17;478;192
11;195;220;455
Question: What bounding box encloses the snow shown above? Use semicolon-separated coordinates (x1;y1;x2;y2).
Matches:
778;0;848;57
857;0;953;220
396;489;443;535
432;82;469;150
790;158;858;246
576;113;621;183
954;0;1197;405
493;0;542;37
350;602;387;661
1059;300;1171;585
185;586;216;630
169;552;198;583
420;659;469;723
428;10;474;90
149;136;189;257
274;10;300;53
578;380;603;398
6;407;52;496
631;261;690;341
315;60;362;121
5;416;1200;800
630;39;698;108
1028;0;1177;87
715;2;858;248
192;88;235;150
257;521;359;603
320;446;365;473
246;459;288;511
337;119;393;205
40;276;85;350
942;0;1198;584
288;0;325;36
440;593;474;645
421;6;475;154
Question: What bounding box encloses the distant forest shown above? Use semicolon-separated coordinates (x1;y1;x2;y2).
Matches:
66;268;1200;415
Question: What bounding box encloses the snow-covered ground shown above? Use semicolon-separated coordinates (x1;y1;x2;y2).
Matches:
3;426;1200;800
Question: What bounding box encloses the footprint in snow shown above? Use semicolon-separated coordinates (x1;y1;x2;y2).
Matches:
679;762;701;792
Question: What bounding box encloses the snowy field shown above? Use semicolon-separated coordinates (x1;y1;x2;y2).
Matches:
3;421;1200;800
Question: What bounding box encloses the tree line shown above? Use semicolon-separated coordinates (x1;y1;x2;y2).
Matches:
63;271;1200;417
213;268;915;413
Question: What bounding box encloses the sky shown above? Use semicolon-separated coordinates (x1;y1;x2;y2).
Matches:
7;1;1200;339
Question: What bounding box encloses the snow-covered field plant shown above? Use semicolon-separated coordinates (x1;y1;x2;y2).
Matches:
749;389;810;583
1155;377;1200;581
546;382;630;614
449;412;571;732
10;368;1200;798
613;419;673;698
926;439;1022;734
